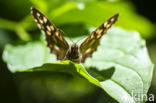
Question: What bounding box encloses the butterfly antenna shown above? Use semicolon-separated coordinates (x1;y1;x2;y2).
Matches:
75;37;84;44
58;28;74;44
75;31;89;44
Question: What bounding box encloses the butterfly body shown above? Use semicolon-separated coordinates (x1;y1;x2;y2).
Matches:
31;7;119;63
65;44;81;63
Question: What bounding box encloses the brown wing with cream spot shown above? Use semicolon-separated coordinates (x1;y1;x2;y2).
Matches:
31;7;69;60
80;13;119;63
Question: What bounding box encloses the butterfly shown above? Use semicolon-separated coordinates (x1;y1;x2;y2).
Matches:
31;7;119;63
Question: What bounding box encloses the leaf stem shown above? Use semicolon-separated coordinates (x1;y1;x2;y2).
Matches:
0;18;31;41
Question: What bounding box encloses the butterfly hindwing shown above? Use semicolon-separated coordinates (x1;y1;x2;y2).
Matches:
80;13;119;62
31;7;69;60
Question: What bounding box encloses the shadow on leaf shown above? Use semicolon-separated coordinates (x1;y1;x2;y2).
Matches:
87;67;115;81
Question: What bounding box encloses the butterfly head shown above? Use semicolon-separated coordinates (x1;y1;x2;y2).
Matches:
71;43;78;51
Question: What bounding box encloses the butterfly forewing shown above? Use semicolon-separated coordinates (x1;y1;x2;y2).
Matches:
80;13;119;62
31;7;69;60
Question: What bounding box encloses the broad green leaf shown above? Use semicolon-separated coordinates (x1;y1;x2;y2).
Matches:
2;27;154;103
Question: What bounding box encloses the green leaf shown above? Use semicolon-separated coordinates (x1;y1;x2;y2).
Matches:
2;27;154;103
2;41;57;72
84;27;154;102
49;1;155;39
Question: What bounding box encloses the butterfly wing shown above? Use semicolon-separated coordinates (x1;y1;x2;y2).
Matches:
31;7;69;60
80;13;119;63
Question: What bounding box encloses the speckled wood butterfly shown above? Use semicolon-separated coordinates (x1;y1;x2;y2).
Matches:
31;7;119;63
